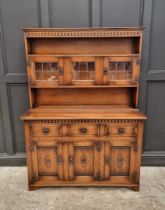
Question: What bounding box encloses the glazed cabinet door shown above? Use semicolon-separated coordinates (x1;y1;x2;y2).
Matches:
103;56;140;85
65;57;101;85
28;56;64;87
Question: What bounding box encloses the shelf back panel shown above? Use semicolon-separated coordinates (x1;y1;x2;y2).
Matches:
28;37;140;55
33;87;136;107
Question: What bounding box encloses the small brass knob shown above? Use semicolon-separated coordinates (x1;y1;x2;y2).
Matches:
43;127;50;135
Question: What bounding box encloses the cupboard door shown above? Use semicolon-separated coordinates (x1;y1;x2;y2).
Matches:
31;141;66;181
28;56;64;87
66;57;101;85
31;141;58;180
68;141;105;181
104;141;137;183
103;56;139;85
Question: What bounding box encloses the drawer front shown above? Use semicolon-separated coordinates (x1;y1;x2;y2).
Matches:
68;124;98;137
105;124;137;137
31;124;62;137
30;122;137;137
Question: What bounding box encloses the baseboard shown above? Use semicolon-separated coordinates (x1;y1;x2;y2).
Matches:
142;151;165;166
0;152;165;166
0;153;26;166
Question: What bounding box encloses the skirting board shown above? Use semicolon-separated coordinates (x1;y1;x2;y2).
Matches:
0;152;165;166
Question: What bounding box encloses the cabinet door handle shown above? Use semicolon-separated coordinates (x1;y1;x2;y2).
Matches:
42;127;50;135
104;68;109;75
59;67;64;75
57;156;63;164
68;156;74;164
104;156;110;164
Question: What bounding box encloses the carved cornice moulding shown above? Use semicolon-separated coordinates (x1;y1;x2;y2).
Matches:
29;119;141;124
24;30;142;38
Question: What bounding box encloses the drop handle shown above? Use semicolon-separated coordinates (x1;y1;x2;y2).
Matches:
80;128;87;134
118;128;125;134
42;127;50;135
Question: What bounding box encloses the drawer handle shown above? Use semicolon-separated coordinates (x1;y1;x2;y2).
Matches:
43;127;50;135
104;156;110;164
57;156;63;164
80;128;87;134
118;128;125;134
68;157;74;164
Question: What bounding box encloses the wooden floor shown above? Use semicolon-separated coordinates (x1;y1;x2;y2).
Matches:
0;167;164;210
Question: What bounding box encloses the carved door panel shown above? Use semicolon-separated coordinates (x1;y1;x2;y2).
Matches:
28;56;64;87
30;141;67;181
105;141;137;183
68;141;106;181
31;141;58;181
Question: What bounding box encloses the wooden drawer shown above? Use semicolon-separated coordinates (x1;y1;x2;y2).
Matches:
68;124;98;137
30;124;62;137
104;123;137;137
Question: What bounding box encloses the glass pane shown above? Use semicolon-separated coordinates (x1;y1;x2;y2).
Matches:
35;62;59;81
109;61;132;80
72;62;95;81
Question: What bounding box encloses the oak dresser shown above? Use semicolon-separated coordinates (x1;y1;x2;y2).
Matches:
21;28;147;191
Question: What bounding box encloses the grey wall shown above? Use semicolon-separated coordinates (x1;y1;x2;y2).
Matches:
0;0;165;166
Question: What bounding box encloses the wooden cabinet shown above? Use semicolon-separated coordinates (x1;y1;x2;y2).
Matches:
21;28;146;191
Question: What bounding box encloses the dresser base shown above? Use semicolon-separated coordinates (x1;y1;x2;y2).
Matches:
28;184;140;191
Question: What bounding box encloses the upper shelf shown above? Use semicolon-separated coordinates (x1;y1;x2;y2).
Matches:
24;28;142;56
